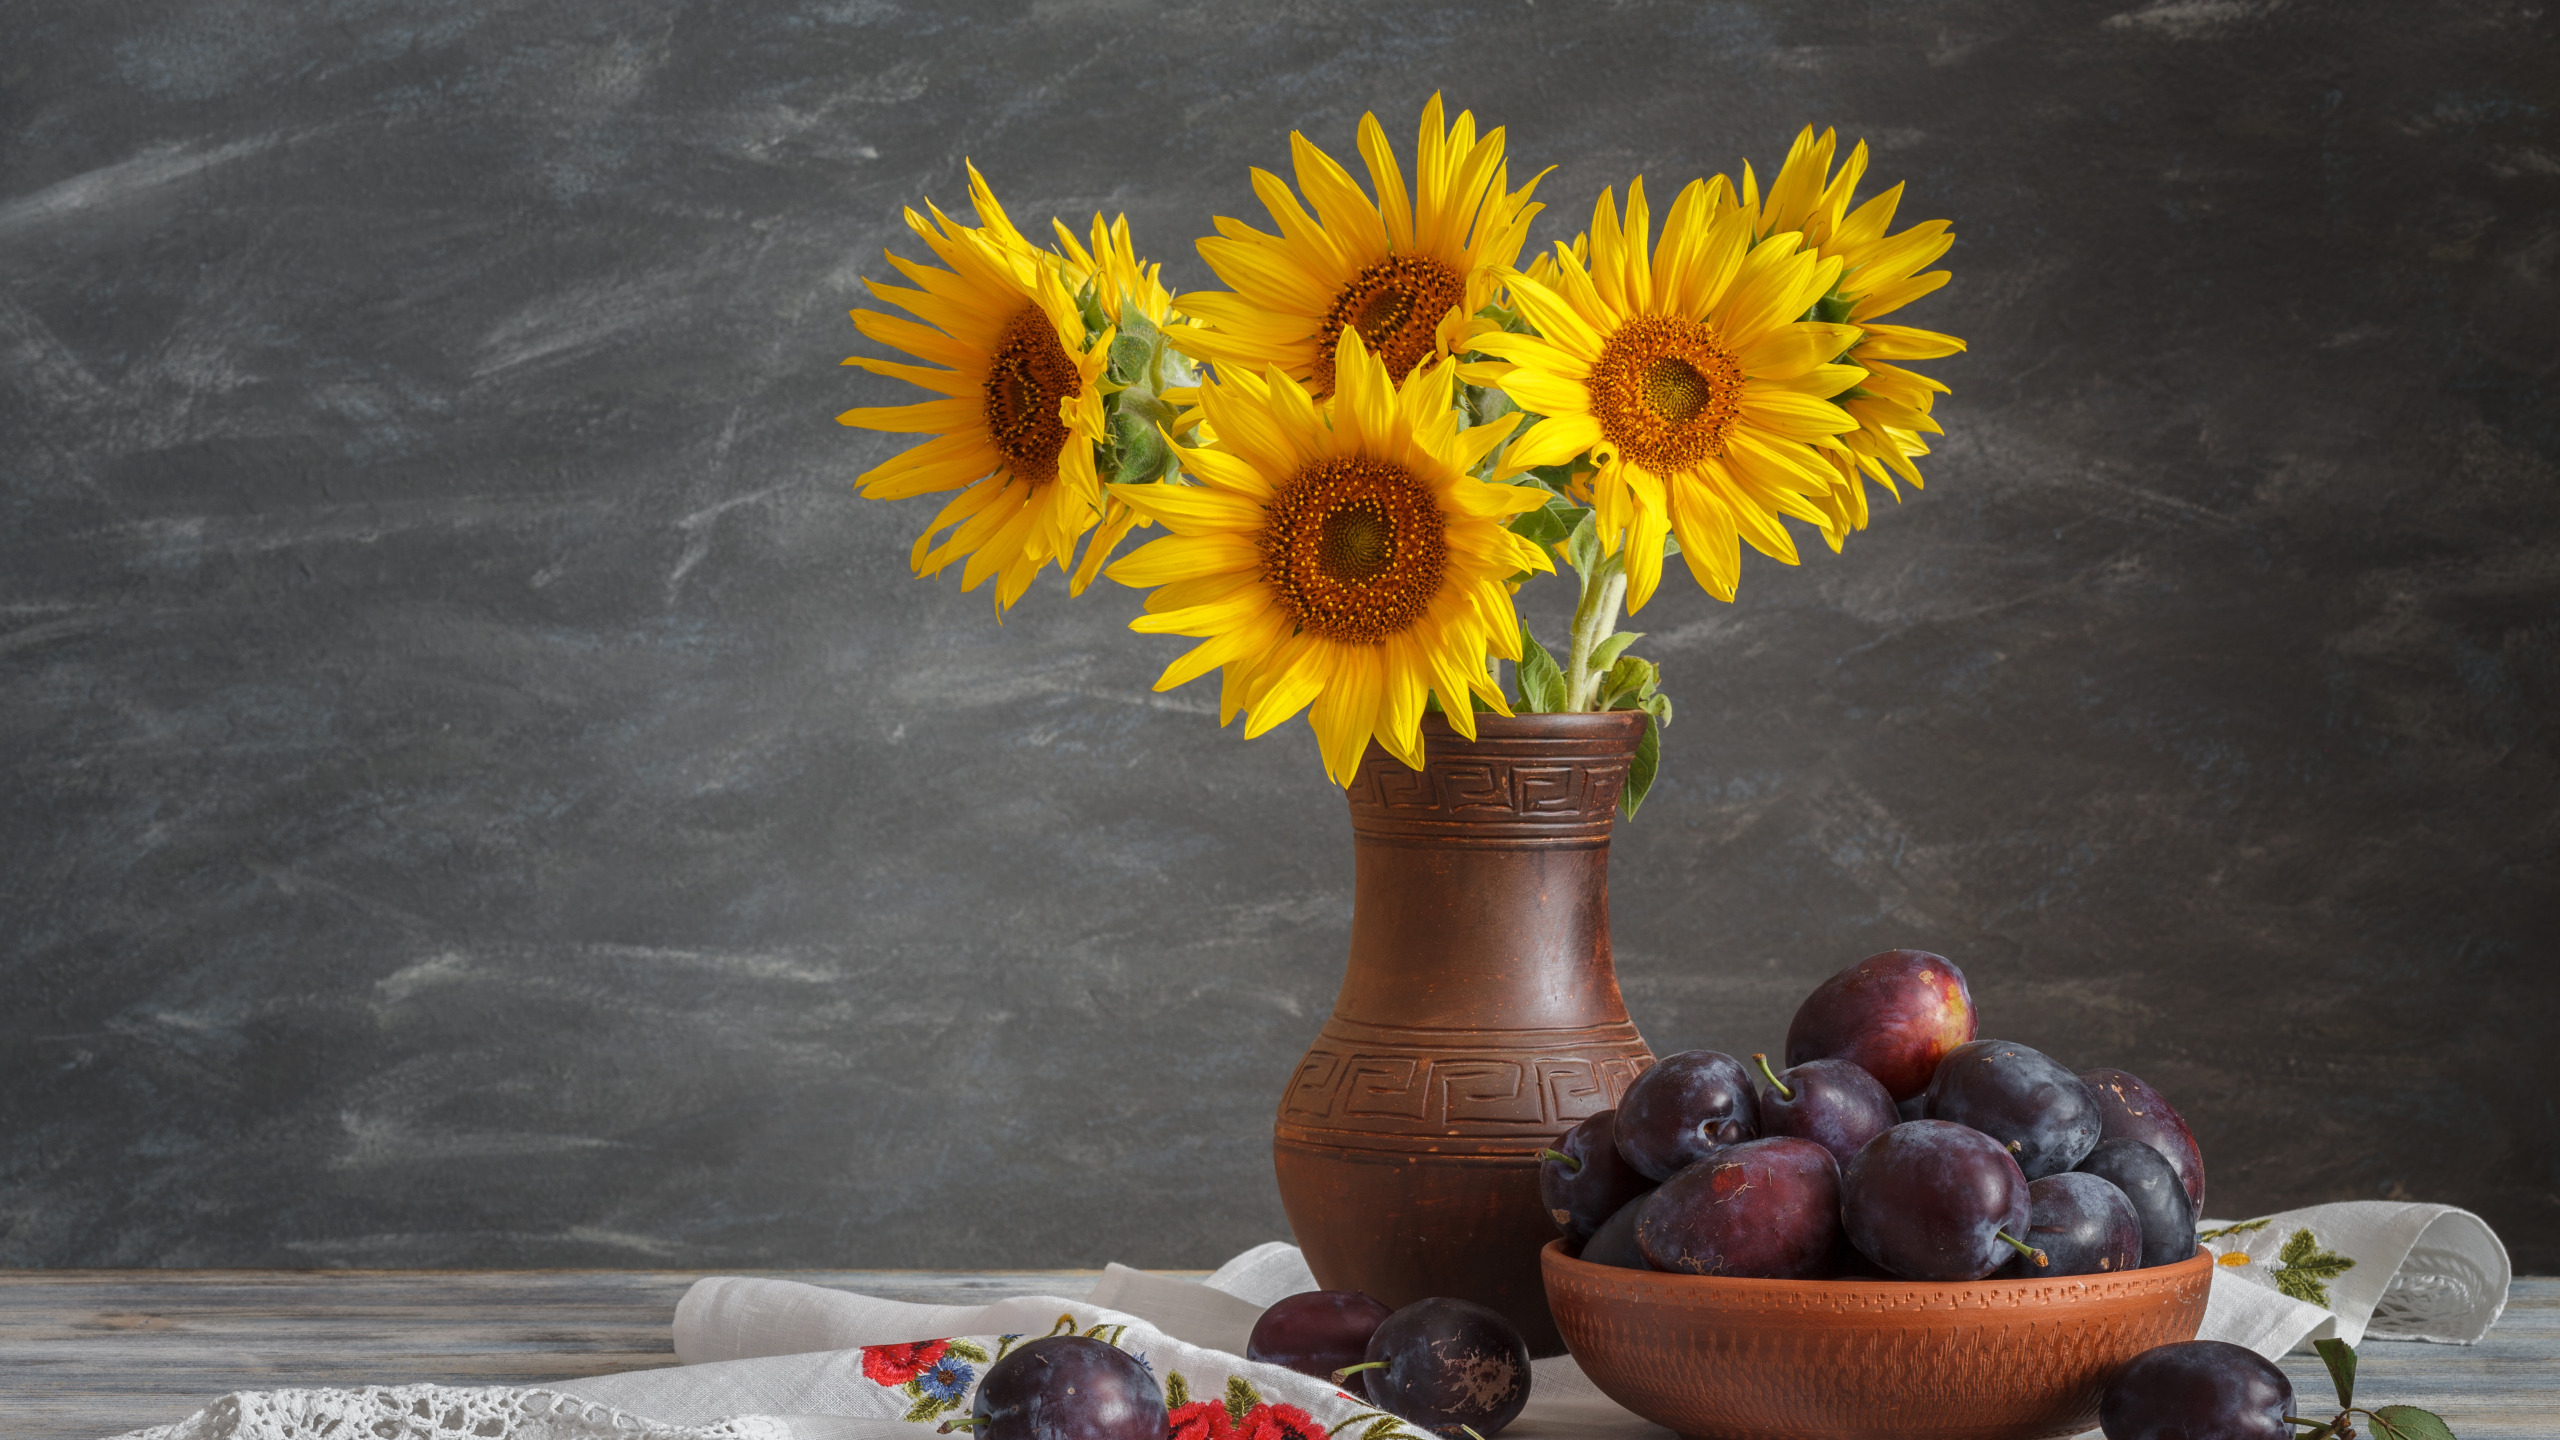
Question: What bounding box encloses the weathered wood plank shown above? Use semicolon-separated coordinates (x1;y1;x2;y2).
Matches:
0;1270;1103;1439
0;1272;2547;1440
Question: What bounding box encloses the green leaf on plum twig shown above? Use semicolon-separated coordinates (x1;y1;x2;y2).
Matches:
2366;1404;2458;1440
2276;1228;2357;1307
2313;1336;2357;1409
1516;622;1567;713
1224;1376;1262;1428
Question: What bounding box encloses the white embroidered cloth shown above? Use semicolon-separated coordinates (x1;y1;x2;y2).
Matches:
108;1208;2512;1440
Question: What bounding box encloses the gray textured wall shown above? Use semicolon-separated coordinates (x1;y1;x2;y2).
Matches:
6;0;2557;1273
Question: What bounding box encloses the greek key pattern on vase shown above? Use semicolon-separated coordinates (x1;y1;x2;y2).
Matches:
1347;754;1629;840
1278;1043;1646;1147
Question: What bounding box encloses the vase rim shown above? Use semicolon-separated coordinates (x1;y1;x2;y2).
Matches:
1417;710;1647;738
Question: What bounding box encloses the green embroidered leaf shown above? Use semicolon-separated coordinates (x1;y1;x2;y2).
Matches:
1324;1415;1368;1437
2313;1336;2357;1409
1224;1376;1263;1428
1163;1372;1190;1408
2199;1217;2274;1242
1047;1313;1081;1337
2275;1228;2357;1307
1359;1416;1407;1440
2366;1405;2458;1440
903;1393;956;1423
947;1339;990;1364
993;1334;1022;1360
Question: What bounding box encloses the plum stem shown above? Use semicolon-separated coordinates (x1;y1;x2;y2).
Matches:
1535;1148;1582;1174
1750;1052;1794;1101
1332;1362;1387;1383
1996;1229;2050;1267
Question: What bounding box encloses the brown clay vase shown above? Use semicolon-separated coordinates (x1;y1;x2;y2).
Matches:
1272;710;1654;1356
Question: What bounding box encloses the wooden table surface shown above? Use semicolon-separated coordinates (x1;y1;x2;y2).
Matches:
1;1271;2550;1440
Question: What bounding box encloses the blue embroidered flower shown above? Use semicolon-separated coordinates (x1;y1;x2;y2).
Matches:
916;1355;975;1402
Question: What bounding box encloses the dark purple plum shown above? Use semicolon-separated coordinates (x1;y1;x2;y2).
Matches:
1998;1171;2142;1278
2080;1067;2207;1213
1348;1297;1532;1438
1246;1289;1392;1381
1785;950;1975;1100
2099;1340;2294;1440
1923;1039;2103;1179
2077;1138;2198;1269
970;1335;1166;1440
1750;1053;1898;1168
1634;1137;1842;1279
1841;1119;2037;1281
1536;1109;1652;1241
1576;1192;1653;1270
1613;1050;1760;1182
1896;1093;1929;1124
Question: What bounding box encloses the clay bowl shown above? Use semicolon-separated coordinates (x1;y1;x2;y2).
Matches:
1542;1240;2214;1440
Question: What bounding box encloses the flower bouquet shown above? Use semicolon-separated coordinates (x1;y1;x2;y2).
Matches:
838;96;1964;1349
839;95;1962;817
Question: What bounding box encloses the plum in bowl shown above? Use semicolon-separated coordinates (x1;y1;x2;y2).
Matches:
1540;1239;2212;1440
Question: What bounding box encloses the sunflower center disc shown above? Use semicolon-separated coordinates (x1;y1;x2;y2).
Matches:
1313;255;1467;395
1590;315;1746;471
981;306;1080;485
1260;456;1448;644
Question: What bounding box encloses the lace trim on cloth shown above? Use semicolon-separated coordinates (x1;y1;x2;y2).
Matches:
107;1385;794;1440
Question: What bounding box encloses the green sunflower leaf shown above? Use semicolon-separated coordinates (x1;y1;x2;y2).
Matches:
1588;632;1643;675
1621;704;1662;821
2312;1337;2357;1409
1507;499;1576;549
1517;622;1567;713
2275;1229;2358;1308
1565;508;1603;583
2365;1405;2458;1440
1112;409;1171;486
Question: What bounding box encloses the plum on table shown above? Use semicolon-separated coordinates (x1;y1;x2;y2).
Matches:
1612;1050;1760;1182
969;1335;1166;1440
2099;1339;2293;1440
1245;1290;1392;1382
1785;949;1974;1100
1923;1039;2103;1179
1634;1136;1842;1279
1341;1297;1532;1438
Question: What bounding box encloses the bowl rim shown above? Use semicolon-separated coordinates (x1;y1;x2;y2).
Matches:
1542;1237;2216;1298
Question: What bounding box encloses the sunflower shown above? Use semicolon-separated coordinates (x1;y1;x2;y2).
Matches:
1104;328;1553;784
1175;94;1546;400
839;163;1112;613
1474;178;1866;610
1048;210;1191;593
1747;127;1965;533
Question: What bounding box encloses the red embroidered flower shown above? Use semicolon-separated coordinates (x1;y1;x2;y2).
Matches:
861;1338;952;1386
1236;1402;1325;1440
1169;1401;1233;1440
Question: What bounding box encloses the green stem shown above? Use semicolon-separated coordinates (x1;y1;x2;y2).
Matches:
1563;553;1628;712
1996;1229;2050;1268
1333;1362;1387;1383
1751;1053;1793;1102
1536;1147;1582;1173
